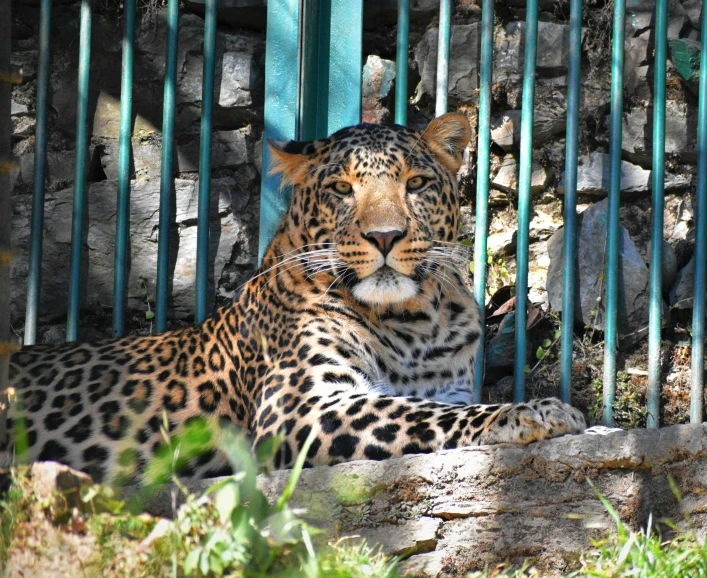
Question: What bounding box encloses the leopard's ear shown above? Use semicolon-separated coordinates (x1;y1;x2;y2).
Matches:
420;113;471;173
267;139;315;186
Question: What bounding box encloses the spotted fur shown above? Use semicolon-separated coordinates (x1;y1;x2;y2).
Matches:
7;114;585;483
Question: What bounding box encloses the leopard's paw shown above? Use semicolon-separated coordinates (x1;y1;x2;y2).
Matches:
528;397;586;438
478;398;586;446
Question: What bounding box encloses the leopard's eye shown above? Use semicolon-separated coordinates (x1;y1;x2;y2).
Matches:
407;176;426;191
333;181;353;195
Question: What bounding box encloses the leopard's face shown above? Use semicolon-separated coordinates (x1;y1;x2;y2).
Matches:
269;113;471;305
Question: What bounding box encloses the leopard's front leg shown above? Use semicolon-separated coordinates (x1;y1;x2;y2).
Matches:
253;393;586;468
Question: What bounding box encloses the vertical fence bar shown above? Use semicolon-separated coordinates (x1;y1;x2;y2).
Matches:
299;0;363;140
23;0;51;345
258;0;302;261
690;3;707;424
112;0;135;337
647;0;668;428
195;0;217;324
66;0;93;342
155;0;179;333
559;0;582;404
603;0;626;426
434;0;452;117
513;0;538;402
395;0;410;126
326;0;363;132
472;0;494;403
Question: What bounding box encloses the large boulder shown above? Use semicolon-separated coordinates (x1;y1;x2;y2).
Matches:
546;199;660;347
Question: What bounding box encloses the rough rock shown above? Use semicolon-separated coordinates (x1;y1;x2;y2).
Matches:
10;174;259;327
621;101;698;165
143;424;707;577
625;0;687;38
40;13;263;182
546;198;657;347
647;239;678;289
413;22;578;105
490;103;567;151
30;462;94;523
362;55;396;124
557;152;690;196
491;153;550;196
668;256;703;312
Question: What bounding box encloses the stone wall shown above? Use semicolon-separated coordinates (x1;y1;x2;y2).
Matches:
8;0;703;352
145;424;707;577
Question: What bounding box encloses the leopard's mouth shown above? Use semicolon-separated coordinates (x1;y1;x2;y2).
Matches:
350;266;418;305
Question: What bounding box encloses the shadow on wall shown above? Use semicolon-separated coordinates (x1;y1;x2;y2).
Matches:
9;4;265;335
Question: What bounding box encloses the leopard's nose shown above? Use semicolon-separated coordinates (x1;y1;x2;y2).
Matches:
363;229;405;257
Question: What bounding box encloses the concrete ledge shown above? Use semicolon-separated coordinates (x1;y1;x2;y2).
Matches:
146;424;707;576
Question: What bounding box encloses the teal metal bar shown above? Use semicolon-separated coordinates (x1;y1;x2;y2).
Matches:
647;0;668;428
434;0;452;117
690;0;707;424
66;0;92;342
513;0;538;402
603;0;626;426
258;0;302;262
559;0;582;404
23;0;51;345
326;0;362;132
299;0;363;140
155;0;179;333
112;0;135;337
472;0;494;403
195;0;217;324
395;0;410;126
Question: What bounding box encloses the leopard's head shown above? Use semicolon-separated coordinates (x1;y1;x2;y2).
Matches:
268;113;471;306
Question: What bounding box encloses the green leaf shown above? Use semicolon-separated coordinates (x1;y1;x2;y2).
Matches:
145;310;155;320
523;364;531;374
215;480;240;524
542;339;551;348
275;426;318;512
184;548;201;574
255;434;283;465
536;346;545;360
199;551;210;576
469;262;474;274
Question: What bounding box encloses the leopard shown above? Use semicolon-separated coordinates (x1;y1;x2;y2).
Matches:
6;113;586;484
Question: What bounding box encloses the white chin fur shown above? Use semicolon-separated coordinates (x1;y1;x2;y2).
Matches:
352;272;418;305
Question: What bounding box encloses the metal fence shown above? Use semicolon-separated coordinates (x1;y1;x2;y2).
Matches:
12;0;707;426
